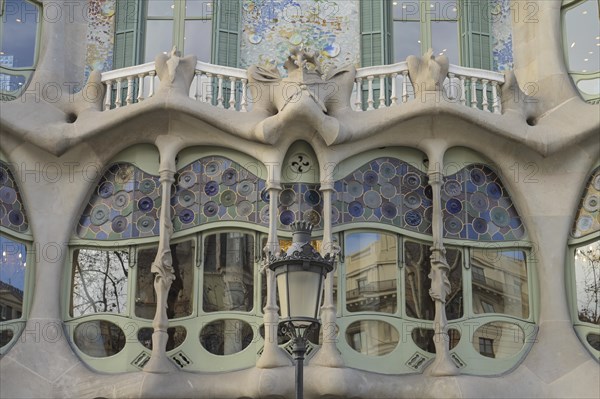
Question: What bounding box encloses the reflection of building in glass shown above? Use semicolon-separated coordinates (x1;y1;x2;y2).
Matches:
0;281;23;322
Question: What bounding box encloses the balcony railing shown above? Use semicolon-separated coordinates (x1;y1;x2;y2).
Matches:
346;279;397;301
100;59;505;114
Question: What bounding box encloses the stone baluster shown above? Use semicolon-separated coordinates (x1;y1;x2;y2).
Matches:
216;74;224;108
492;81;501;114
391;73;398;106
115;78;123;108
137;74;145;102
447;73;456;102
144;154;177;373
366;75;375;110
459;75;466;106
229;76;237;110
206;73;213;105
126;76;134;105
378;75;386;108
194;71;202;101
104;80;113;110
148;71;156;98
402;71;409;103
426;154;459;377
470;77;478;109
240;79;248;112
482;79;490;112
355;78;363;111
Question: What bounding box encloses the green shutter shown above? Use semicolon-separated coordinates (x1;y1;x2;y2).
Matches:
460;0;492;70
213;0;241;67
360;0;392;67
114;0;142;69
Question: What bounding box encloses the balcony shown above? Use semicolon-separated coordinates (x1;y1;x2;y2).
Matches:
346;278;397;301
100;56;505;114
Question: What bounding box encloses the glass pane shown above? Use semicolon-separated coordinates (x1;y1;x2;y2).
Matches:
186;0;213;17
587;333;600;350
73;320;126;358
138;326;187;351
184;20;213;61
345;232;397;314
431;0;459;20
577;77;600;95
393;21;421;62
71;249;128;317
0;0;38;68
574;240;600;324
0;326;14;347
135;240;195;319
564;0;600;72
0;236;26;322
0;73;25;92
405;241;463;320
147;0;175;17
472;321;525;359
392;0;421;21
144;20;174;63
345;320;399;356
431;21;459;64
200;319;253;355
411;328;461;353
203;233;254;312
471;249;529;319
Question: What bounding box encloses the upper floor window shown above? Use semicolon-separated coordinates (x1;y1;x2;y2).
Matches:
114;0;240;69
361;0;495;70
562;0;600;103
0;0;40;100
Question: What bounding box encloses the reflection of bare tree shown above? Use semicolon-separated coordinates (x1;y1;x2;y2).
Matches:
71;249;129;317
576;241;600;325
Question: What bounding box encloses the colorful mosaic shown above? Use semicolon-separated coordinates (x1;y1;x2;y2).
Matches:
172;157;268;232
77;163;161;240
491;0;514;72
0;162;29;234
240;0;360;75
85;0;116;81
332;158;433;235
443;165;525;241
572;168;600;238
277;183;323;230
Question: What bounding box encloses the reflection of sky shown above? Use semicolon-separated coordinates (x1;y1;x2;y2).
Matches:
0;0;39;68
575;241;600;315
346;233;380;256
565;0;600;73
0;235;26;291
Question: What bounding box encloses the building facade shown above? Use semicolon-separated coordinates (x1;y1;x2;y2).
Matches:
0;0;599;398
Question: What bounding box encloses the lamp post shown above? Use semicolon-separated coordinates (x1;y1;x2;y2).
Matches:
266;222;335;399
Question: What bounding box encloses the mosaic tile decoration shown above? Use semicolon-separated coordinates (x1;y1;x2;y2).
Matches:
85;0;116;81
443;165;525;241
77;163;161;240
172;157;268;232
491;0;514;72
0;162;29;234
240;0;361;75
277;183;323;230
332;158;433;235
572;167;600;238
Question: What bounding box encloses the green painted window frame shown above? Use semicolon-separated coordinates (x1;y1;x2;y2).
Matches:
0;0;42;100
113;0;241;69
561;0;600;104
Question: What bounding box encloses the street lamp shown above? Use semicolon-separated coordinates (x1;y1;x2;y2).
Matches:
266;221;335;399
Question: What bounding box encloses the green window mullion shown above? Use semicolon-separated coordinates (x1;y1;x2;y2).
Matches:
174;1;186;54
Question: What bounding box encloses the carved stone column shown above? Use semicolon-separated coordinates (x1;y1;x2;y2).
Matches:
257;183;291;368
310;184;343;367
144;168;178;373
427;169;459;376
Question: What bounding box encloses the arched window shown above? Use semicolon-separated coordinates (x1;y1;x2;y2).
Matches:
0;0;41;100
0;160;32;354
568;167;600;357
562;0;600;103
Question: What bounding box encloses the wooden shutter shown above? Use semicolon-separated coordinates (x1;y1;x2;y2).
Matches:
113;0;142;69
213;0;241;67
460;0;492;70
360;0;392;67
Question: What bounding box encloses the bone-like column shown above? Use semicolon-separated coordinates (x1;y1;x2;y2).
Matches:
427;158;459;376
257;181;291;368
311;183;343;367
